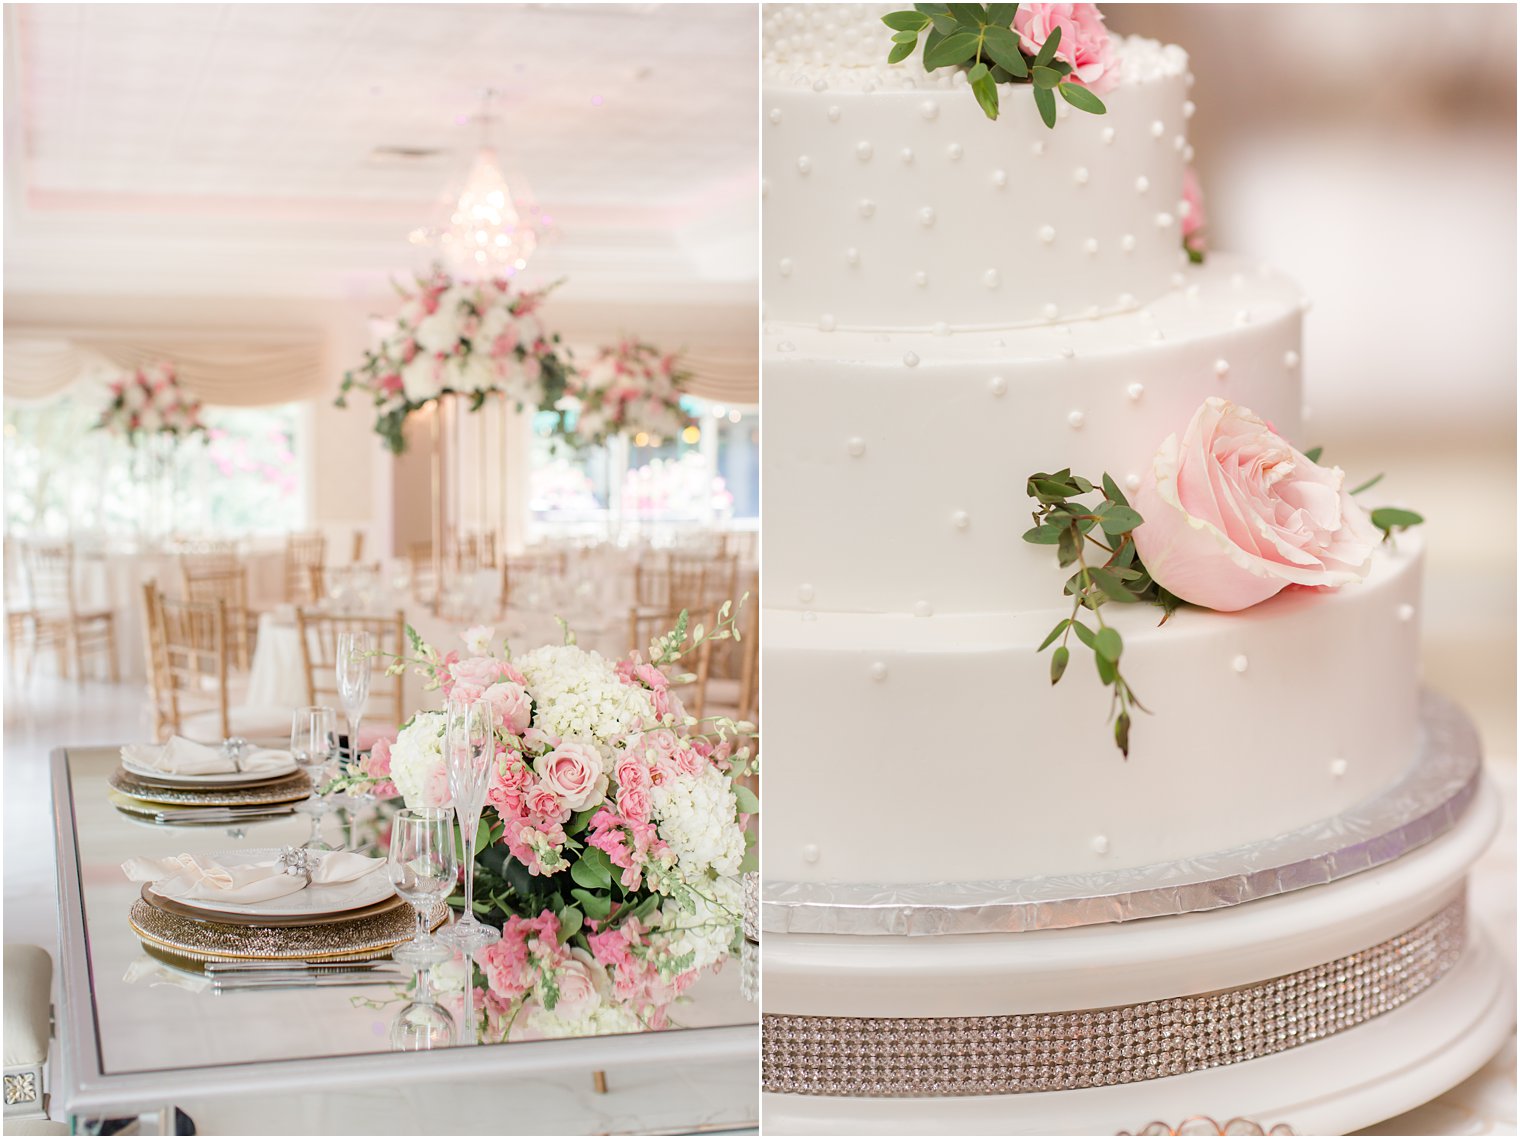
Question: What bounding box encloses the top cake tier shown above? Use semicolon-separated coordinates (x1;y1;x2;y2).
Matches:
763;5;1193;329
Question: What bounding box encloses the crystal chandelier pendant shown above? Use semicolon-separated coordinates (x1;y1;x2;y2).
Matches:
442;146;538;276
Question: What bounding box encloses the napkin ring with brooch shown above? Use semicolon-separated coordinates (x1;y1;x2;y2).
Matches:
277;846;314;883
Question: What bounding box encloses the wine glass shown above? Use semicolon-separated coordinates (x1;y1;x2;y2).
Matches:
389;964;456;1052
336;630;372;765
436;697;501;951
289;706;336;850
387;807;457;967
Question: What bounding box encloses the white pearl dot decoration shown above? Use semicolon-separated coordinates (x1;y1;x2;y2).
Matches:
947;142;963;160
798;583;815;603
1059;346;1075;359
989;376;1007;397
913;270;929;287
1067;410;1086;429
846;436;866;458
1031;140;1046;157
1041;303;1060;321
1037;225;1056;244
1124;473;1141;491
845;247;860;265
768;108;782;125
1398;603;1416;622
1235;309;1252;326
1183;100;1197;119
992;169;1008;188
1120;234;1137;253
1084;238;1099;255
1214;358;1230;377
1100;126;1115;144
1184;143;1196;162
803;844;820;864
1150;120;1165;138
921;99;939;120
1135;175;1150;194
900;147;915;164
869;661;888;682
858;198;875;217
903;351;920;368
812;78;828;93
1329;758;1349;778
1073;166;1089;186
932;321;951;337
856;141;873;161
778;258;793;277
983;269;1000;289
1232;654;1249;674
914;600;933;618
1117;292;1137;309
1091;835;1111;855
827;105;841;122
1127;382;1145;401
819;313;837;332
952;510;970;530
1284;350;1300;369
1156;212;1175;228
919;206;936;227
797;155;812;174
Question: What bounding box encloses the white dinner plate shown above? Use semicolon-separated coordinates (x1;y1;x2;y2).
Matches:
145;847;397;918
121;752;298;785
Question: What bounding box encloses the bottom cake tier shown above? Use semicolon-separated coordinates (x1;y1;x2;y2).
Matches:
760;770;1508;1136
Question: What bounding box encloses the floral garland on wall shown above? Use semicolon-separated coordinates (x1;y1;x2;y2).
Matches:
568;340;695;448
336;267;573;455
94;361;207;444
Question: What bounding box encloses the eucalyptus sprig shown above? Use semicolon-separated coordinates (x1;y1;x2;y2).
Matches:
882;4;1106;127
1023;470;1179;756
1305;448;1426;545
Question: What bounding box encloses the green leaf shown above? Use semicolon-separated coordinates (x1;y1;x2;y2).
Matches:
1031;65;1062;89
1032;83;1057;128
923;29;980;69
946;3;988;25
1050;645;1069;684
1350;472;1385;496
1303;446;1324;463
1037;619;1071;651
925;17;955;39
1097;504;1143;534
1095;651;1118;686
1071;621;1097;650
1101;473;1130;508
969;62;999;120
570;846;613;890
1057;525;1081;567
1114;710;1131;757
1094;626;1123;664
986;2;1018;25
1022;522;1064;545
567;807;599;836
1371;507;1424;532
888;40;915;63
1057;81;1106;115
980;25;1028;75
913;2;949;13
557;907;584;944
1031;22;1061;66
570;888;611;921
734;783;760;815
882;10;932;30
891;29;920;44
1090;566;1143;602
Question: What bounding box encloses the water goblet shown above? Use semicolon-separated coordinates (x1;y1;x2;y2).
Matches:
436;698;502;951
336;630;372;764
388;963;456;1052
387;807;457;967
289;706;337;851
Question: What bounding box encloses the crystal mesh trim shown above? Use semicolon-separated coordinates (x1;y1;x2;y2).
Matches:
762;897;1465;1098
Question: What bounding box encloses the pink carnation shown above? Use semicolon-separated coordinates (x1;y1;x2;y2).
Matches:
1182;167;1207;254
1014;4;1117;95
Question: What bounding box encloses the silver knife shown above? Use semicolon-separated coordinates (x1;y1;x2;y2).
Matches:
153;806;297;823
212;976;404;993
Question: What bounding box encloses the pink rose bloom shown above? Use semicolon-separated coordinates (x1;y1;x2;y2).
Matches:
419;763;452;810
527;784;569;824
1014;4;1117;94
614;753;651;792
482;681;532;735
534;742;607;811
552;951;606;1020
1182;166;1207;250
451;656;510;692
616;783;652;823
1132;398;1378;612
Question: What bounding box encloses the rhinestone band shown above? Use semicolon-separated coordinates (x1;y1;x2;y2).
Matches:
763;897;1465;1098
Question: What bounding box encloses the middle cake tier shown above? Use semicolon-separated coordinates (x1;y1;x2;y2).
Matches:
765;252;1308;617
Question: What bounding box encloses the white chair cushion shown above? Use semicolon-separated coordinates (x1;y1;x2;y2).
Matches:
3;944;51;1068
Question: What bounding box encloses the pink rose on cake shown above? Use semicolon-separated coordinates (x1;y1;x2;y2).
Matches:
1014;4;1118;94
1133;398;1379;612
1181;167;1207;258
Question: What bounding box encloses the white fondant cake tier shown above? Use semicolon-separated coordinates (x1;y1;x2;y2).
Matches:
763;6;1192;328
762;538;1424;886
765;252;1306;617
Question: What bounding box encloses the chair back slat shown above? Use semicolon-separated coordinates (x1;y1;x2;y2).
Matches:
284;532;327;603
293;608;407;728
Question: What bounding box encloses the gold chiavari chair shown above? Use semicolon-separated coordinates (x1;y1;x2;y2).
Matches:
701;582;757;725
284;531;327;604
293;608;407;744
179;559;256;670
351;529;366;564
627;604;715;720
21;541;118;683
142;584;229;741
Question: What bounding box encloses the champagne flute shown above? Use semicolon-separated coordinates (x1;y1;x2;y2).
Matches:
436;698;502;951
289;706;336;850
388;807;457;967
336;630;372;764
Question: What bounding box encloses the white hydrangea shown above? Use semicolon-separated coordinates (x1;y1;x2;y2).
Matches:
515;645;656;758
648;764;745;879
658;874;741;973
526;996;642;1039
388;712;446;809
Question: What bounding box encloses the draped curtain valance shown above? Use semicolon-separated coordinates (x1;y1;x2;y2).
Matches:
3;332;326;407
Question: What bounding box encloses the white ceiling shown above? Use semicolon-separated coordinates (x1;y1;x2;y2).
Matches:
3;3;759;301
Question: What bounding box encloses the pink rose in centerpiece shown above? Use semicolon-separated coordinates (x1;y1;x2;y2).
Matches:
482;681;532;735
1014;4;1117;94
534;742;607;811
1132;398;1378;612
617;783;652;823
1181;167;1207;254
553;950;608;1021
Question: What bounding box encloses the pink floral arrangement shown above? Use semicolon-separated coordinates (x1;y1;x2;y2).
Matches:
336;266;571;454
1013;4;1118;95
95;362;206;444
568;340;694;447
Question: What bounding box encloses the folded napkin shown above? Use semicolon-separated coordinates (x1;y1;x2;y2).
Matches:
123;850;383;905
122;737;292;777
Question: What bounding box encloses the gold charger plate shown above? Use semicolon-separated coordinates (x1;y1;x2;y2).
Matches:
140;882;407;928
108;766;312;807
128;896;449;963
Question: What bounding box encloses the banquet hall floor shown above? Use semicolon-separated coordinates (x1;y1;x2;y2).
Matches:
3;671;1514;1134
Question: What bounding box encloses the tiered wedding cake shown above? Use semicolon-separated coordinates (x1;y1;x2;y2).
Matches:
759;5;1509;1134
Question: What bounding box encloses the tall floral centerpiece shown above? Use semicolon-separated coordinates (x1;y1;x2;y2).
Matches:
336;267;573;455
340;605;756;1038
568;340;695;448
94;361;207;543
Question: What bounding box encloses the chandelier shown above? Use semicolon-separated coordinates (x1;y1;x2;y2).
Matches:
410;89;547;278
